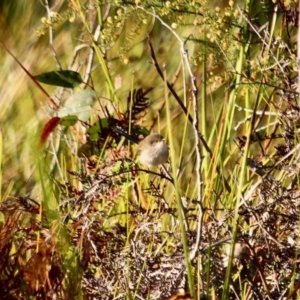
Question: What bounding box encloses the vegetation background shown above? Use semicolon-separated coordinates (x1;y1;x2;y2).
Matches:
0;0;299;299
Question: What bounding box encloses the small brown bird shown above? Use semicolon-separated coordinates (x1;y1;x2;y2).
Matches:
113;128;169;166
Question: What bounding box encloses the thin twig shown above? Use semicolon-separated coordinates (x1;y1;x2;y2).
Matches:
83;24;101;87
238;5;284;73
0;42;59;110
44;0;62;70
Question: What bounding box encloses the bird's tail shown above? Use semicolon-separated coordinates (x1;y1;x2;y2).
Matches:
112;127;139;144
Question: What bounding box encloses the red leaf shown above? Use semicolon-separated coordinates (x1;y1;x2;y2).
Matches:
40;117;61;144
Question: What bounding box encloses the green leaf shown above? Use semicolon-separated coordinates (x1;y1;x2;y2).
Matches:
59;115;78;126
34;70;83;88
57;90;98;121
136;127;150;137
87;118;110;140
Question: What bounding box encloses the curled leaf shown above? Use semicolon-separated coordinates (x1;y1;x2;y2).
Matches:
40;117;61;143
